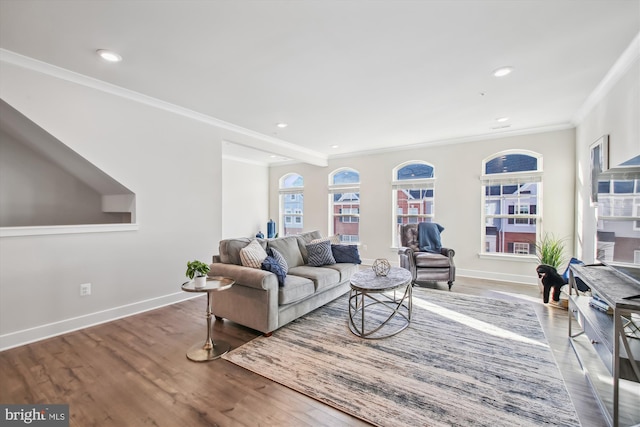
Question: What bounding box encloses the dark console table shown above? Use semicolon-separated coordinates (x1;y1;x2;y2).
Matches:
568;264;640;427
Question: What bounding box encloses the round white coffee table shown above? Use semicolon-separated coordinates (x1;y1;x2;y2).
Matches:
348;267;412;339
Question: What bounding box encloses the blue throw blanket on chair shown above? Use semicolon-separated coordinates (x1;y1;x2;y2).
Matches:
418;222;444;253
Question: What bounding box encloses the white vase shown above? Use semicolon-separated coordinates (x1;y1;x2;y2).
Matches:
194;275;207;288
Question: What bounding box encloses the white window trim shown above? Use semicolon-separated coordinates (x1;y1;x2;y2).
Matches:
480;152;542;258
328;168;360;237
391;162;437;247
279;173;304;237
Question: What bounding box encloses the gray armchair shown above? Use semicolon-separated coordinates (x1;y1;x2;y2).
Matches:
398;223;455;290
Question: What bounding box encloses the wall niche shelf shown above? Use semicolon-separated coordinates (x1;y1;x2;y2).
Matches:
0;99;136;229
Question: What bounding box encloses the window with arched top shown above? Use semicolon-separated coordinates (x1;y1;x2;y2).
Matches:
392;161;436;245
279;173;303;236
328;168;360;243
481;151;542;256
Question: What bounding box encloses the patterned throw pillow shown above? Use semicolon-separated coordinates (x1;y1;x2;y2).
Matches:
331;244;362;264
240;239;268;269
261;256;286;286
306;239;336;267
269;248;289;274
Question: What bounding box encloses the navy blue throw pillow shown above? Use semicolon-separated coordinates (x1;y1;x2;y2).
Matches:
262;256;286;286
331;244;362;264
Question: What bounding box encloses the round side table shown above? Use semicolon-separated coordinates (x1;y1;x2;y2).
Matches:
181;276;234;362
348;267;412;339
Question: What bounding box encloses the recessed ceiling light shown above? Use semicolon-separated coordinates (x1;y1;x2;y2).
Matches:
496;117;509;122
96;49;122;63
276;123;288;128
493;66;513;77
331;145;339;149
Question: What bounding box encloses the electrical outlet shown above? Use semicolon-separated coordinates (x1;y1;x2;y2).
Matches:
80;283;91;296
362;245;368;251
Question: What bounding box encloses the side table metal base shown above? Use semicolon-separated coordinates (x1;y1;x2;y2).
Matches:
186;340;230;362
348;285;412;339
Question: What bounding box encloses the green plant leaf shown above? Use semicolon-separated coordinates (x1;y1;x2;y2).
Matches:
536;233;566;270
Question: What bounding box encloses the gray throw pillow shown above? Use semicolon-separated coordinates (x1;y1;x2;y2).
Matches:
306;240;336;267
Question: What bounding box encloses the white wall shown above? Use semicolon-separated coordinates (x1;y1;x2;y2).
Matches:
0;61;225;349
270;128;576;284
575;57;640;262
221;157;269;240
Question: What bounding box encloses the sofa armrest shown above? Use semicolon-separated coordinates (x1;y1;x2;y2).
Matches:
398;246;415;257
397;247;417;281
209;262;278;291
440;247;455;261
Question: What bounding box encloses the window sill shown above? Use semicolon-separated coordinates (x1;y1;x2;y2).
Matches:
478;253;538;263
0;223;139;238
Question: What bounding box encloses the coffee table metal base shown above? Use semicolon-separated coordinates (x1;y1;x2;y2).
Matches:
348;284;412;339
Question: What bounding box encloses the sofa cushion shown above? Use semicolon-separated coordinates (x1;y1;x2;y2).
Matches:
414;251;450;268
240;239;268;268
288;266;340;291
261;256;286;286
325;262;359;282
267;236;304;268
297;230;323;244
219;238;251;265
279;275;315;305
306;240;336;267
331;244;361;264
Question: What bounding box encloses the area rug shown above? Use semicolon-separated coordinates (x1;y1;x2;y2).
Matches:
223;288;580;427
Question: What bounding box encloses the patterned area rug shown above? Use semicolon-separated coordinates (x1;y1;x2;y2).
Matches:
223;288;580;427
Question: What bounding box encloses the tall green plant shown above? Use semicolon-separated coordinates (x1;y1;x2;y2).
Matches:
536;233;566;270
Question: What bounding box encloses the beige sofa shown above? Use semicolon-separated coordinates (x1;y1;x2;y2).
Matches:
209;231;359;335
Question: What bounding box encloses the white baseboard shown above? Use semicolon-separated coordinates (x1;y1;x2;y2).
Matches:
0;292;201;351
456;268;537;285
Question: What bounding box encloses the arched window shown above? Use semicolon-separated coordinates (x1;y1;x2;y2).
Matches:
279;173;303;237
328;168;360;243
481;151;542;256
392;161;436;245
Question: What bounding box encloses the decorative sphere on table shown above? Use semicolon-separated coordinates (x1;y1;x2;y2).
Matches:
372;258;391;276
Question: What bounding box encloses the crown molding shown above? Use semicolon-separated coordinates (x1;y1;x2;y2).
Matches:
571;32;640;125
0;48;328;167
328;122;574;161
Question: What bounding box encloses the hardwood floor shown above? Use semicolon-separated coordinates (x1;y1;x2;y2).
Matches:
1;277;610;426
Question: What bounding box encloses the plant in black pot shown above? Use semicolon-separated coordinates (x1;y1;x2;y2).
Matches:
186;260;210;288
535;233;567;306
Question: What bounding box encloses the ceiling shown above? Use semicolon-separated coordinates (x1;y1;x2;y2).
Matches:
0;0;638;165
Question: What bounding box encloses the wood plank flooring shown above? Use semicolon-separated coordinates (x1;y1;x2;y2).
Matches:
1;277;610;426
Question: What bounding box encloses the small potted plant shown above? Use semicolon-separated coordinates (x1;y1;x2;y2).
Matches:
536;233;566;272
186;260;210;288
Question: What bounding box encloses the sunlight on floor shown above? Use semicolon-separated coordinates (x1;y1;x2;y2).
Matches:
412;297;549;348
489;291;545;305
